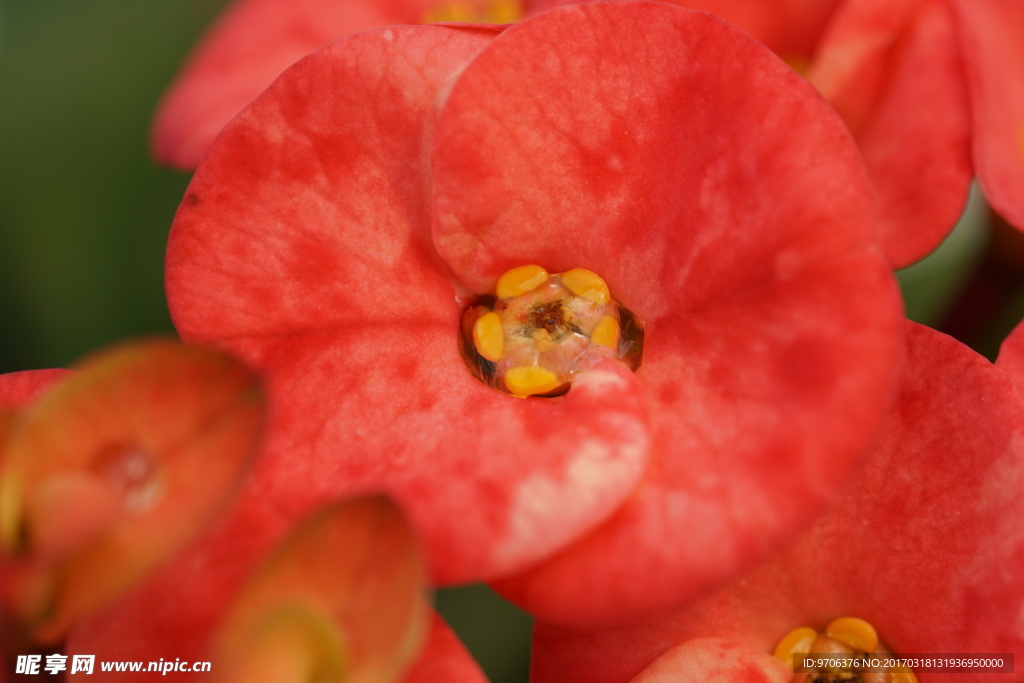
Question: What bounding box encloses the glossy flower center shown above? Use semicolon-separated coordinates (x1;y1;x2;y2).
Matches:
459;265;643;398
774;617;918;683
420;0;521;24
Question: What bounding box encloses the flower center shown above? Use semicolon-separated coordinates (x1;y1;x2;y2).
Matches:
459;265;644;398
774;617;918;683
420;0;522;24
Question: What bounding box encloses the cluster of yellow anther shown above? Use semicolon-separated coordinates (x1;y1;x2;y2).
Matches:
420;0;521;24
459;264;643;398
774;617;918;683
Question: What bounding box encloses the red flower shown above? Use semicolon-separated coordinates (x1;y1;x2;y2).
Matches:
153;1;904;632
0;342;261;651
1;344;264;683
67;492;486;682
0;352;481;682
815;0;1024;267
152;0;529;168
207;496;436;683
155;0;1024;269
635;0;1024;267
531;321;1024;683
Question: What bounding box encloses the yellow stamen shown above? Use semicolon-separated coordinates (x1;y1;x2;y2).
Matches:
561;268;611;305
496;265;549;300
485;0;521;23
532;329;554;352
421;0;522;24
473;311;504;362
504;366;561;397
459;263;644;397
591;315;620;351
421;3;473;23
773;626;818;667
776;617;916;681
825;616;878;653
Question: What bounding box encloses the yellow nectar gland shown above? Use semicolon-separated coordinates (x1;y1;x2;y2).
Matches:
496;264;551;300
774;617;918;683
459;265;644;398
472;311;504;362
420;0;522;24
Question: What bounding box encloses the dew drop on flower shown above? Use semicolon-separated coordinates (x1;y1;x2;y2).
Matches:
459;265;644;398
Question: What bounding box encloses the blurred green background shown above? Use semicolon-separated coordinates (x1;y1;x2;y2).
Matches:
0;0;216;373
0;1;1016;681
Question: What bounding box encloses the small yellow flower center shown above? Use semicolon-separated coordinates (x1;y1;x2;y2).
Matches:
459;265;644;398
420;0;522;24
774;617;918;683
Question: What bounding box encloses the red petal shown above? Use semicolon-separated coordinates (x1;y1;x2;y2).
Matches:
1;341;263;641
166;25;496;346
997;317;1024;391
661;0;840;59
0;370;70;411
246;328;650;584
213;496;427;683
495;257;902;626
432;2;891;313
630;639;790;683
67;336;649;668
401;612;487;683
65;339;647;649
810;0;973;267
532;322;1024;681
152;0;441;168
67;484;290;677
436;2;901;625
531;0;840;61
70;494;483;682
808;0;921;132
949;0;1024;231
